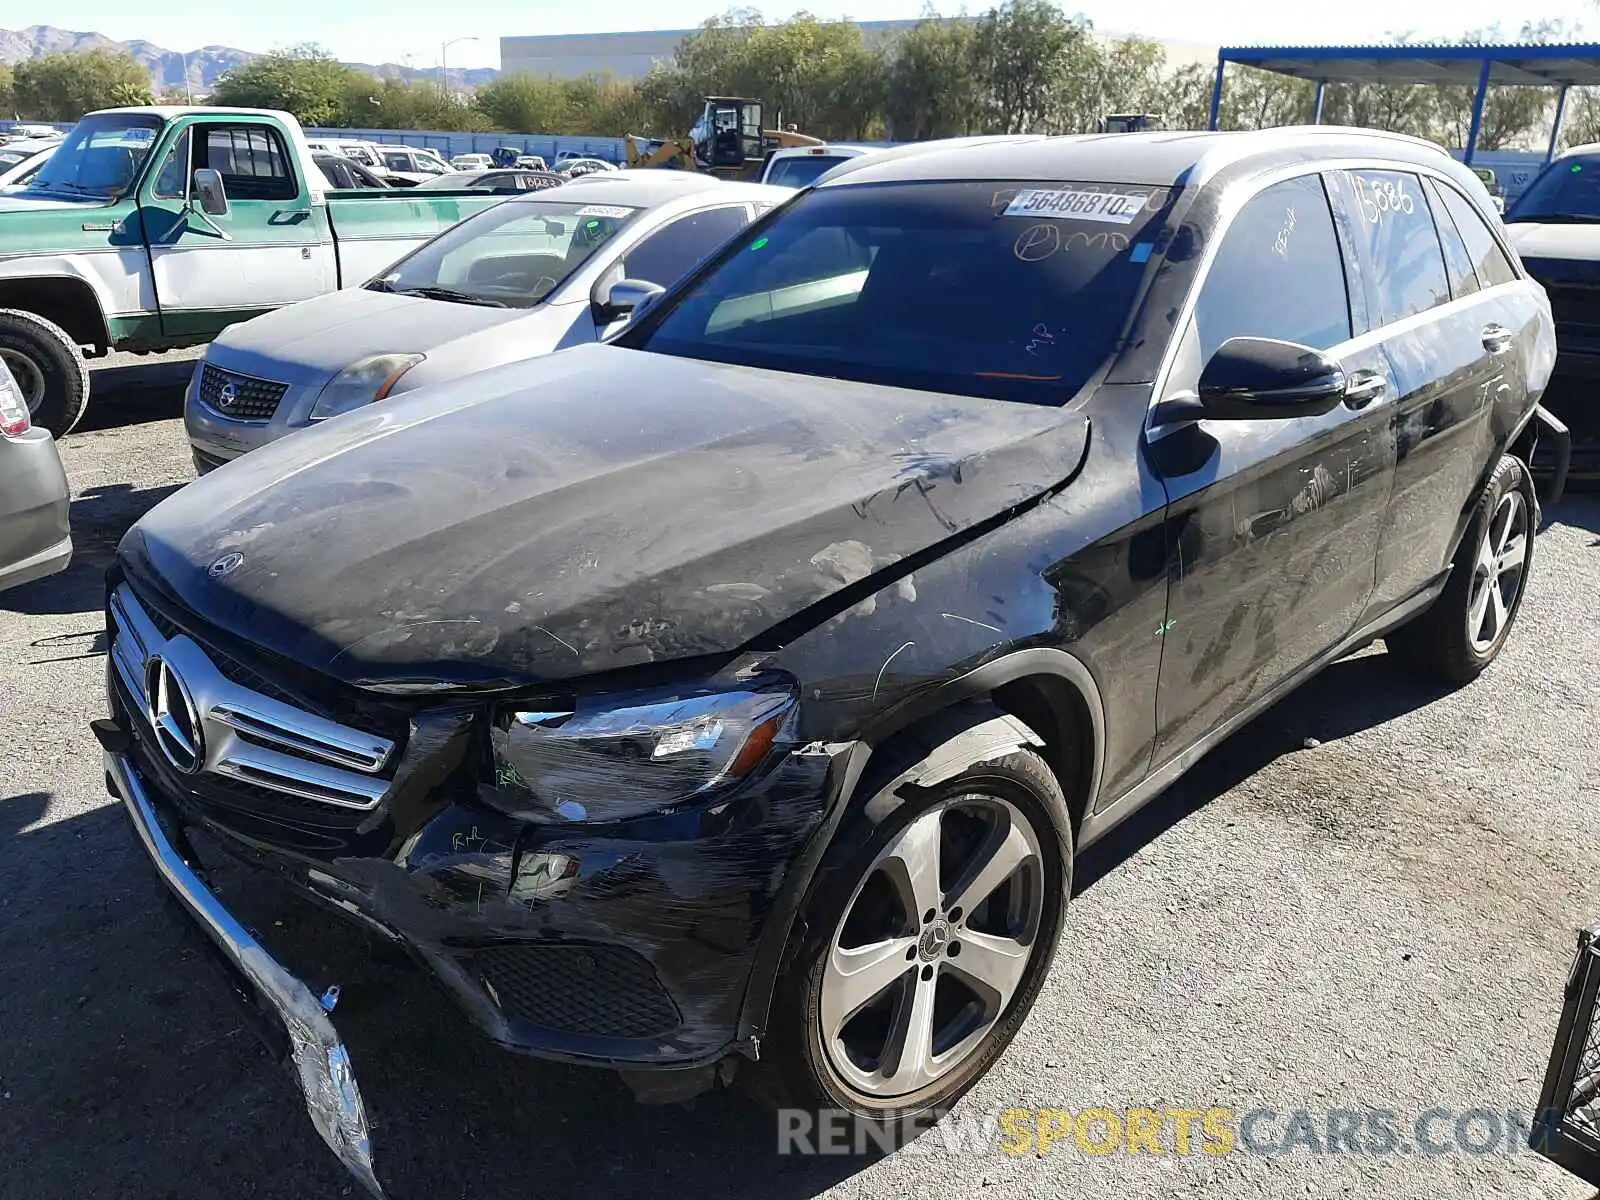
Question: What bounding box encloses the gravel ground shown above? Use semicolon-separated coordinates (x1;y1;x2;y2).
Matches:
1;351;1598;1200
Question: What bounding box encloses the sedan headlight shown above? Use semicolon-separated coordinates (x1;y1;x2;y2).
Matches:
489;683;799;823
308;353;424;421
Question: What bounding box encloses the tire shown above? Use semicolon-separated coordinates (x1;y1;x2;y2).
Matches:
0;308;90;437
1386;453;1536;685
746;737;1072;1149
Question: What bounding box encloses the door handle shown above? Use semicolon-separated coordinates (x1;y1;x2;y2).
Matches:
1342;369;1387;410
1482;324;1514;354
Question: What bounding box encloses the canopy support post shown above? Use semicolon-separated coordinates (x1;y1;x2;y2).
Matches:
1312;81;1326;124
1548;84;1571;164
1208;58;1225;130
1464;58;1493;165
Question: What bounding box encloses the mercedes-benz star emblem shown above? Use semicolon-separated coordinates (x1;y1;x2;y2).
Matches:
217;381;238;411
918;920;952;962
146;656;205;774
208;552;244;578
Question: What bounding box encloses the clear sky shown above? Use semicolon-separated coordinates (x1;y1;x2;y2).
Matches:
20;0;1598;70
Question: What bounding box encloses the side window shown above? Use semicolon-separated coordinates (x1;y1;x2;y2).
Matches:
1433;180;1520;288
152;129;190;199
623;206;752;288
1346;170;1451;325
200;125;297;201
1192;174;1352;362
1424;180;1479;299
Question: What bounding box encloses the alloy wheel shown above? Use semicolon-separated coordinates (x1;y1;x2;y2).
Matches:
0;348;45;415
1466;489;1528;655
820;795;1046;1100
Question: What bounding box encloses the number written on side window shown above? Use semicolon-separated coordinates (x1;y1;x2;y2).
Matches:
1192;174;1353;362
1346;170;1451;326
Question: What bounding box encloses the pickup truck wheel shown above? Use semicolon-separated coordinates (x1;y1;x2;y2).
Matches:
0;309;90;437
1386;454;1536;685
745;742;1070;1147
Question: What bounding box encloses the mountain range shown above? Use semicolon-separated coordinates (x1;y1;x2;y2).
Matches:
0;24;500;93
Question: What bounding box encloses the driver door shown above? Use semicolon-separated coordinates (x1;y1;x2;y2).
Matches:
1148;171;1397;767
138;120;335;339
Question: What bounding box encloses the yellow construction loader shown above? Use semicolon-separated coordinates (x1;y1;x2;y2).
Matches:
625;96;822;179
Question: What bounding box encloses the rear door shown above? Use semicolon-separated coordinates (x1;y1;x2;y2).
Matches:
139;119;335;338
1328;168;1504;614
1149;171;1396;766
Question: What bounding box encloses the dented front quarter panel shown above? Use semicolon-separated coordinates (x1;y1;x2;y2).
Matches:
767;384;1172;808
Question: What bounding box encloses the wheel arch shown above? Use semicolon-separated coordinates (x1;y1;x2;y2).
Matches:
735;648;1105;1055
0;272;111;351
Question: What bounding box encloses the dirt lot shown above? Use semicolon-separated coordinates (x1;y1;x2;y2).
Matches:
1;353;1597;1200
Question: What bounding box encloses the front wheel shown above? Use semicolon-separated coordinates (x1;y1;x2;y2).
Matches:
1386;453;1536;684
748;741;1071;1144
0;309;90;437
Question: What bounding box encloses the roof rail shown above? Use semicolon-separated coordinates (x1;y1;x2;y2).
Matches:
1245;124;1453;156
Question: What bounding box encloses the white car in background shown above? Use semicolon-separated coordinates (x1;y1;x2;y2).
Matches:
377;144;455;185
758;143;873;188
304;137;386;169
451;152;493;170
0;137;63;189
185;172;793;471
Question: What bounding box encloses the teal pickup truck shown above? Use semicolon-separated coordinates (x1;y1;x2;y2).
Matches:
0;106;505;435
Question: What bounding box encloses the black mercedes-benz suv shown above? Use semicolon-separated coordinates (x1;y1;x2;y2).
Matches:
95;127;1565;1193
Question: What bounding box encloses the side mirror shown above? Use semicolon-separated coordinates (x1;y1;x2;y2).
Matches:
192;168;229;216
1155;336;1349;425
592;276;666;326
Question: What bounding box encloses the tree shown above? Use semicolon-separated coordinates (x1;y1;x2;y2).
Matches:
210;45;368;128
475;73;571;132
0;64;14;118
13;50;154;121
884;10;981;140
970;0;1092;133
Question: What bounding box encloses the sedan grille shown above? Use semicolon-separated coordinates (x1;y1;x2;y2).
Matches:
198;364;289;422
109;583;396;811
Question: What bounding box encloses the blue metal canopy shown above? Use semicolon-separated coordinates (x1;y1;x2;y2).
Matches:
1206;42;1600;164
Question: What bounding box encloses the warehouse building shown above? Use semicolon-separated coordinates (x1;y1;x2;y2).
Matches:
500;21;1218;80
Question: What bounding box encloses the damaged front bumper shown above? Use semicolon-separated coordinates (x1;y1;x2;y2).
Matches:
101;740;385;1198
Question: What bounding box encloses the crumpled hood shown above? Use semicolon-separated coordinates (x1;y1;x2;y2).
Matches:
121;343;1091;690
210;288;528;379
1505;221;1600;267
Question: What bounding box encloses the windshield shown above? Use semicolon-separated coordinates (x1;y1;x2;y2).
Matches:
1507;156;1600;222
765;155;854;188
637;179;1174;404
370;197;641;307
28;114;160;199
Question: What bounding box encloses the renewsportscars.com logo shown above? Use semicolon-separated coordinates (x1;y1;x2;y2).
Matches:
777;1105;1556;1159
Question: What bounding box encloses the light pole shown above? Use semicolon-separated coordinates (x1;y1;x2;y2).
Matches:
440;37;479;100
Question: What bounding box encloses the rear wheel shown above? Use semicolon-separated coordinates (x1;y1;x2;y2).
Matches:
0;309;89;437
1386;453;1535;684
748;740;1071;1145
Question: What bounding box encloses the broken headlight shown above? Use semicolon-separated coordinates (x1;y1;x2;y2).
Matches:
489;683;798;823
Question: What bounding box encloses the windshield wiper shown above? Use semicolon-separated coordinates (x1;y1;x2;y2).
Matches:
394;286;508;308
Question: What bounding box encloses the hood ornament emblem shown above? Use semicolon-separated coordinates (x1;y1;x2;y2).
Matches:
208;552;245;578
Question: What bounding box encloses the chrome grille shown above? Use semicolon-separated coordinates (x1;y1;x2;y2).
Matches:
109;583;396;811
198;364;289;422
